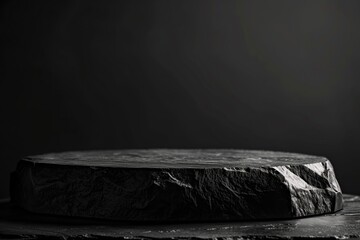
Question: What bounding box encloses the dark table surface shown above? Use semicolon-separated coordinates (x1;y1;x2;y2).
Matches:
1;194;360;239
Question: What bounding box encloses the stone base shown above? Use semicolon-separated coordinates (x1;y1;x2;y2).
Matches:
0;194;359;239
10;149;343;221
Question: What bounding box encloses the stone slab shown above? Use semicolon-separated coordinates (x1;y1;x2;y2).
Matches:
10;149;343;221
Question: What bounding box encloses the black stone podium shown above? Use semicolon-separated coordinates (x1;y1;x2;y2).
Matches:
2;149;359;239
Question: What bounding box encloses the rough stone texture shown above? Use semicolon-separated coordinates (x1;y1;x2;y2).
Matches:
0;195;358;239
10;149;343;221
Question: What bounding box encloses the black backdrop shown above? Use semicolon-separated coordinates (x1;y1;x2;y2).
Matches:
1;0;360;198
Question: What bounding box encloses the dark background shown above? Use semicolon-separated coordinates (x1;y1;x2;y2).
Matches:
1;0;360;199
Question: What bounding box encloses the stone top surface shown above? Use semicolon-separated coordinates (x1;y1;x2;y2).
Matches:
23;149;328;169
